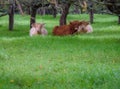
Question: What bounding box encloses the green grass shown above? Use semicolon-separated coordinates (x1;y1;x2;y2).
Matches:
0;14;120;89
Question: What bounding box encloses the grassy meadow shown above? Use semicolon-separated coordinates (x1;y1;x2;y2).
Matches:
0;14;120;89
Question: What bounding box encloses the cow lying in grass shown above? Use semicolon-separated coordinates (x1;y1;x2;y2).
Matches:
29;23;48;36
75;21;93;34
52;20;93;36
52;21;81;36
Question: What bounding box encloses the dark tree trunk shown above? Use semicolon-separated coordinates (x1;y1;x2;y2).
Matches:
9;4;14;31
52;5;57;18
118;16;120;24
90;8;94;24
30;7;37;28
89;1;94;24
60;3;71;26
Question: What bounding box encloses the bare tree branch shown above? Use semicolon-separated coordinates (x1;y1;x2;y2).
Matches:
15;0;24;15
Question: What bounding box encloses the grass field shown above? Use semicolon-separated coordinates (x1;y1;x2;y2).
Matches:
0;14;120;89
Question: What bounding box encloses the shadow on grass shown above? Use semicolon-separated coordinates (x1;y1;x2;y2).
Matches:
0;24;2;27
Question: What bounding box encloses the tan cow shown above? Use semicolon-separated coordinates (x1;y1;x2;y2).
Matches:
29;23;48;36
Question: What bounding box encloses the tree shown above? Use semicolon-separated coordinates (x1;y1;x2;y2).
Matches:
59;2;71;26
88;0;94;23
0;0;9;17
57;0;82;25
18;0;50;27
89;0;120;24
104;0;120;24
0;0;26;30
8;0;15;31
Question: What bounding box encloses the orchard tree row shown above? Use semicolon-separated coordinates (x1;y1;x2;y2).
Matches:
0;0;120;30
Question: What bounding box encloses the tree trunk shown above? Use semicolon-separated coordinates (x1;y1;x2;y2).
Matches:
60;3;71;26
52;5;57;18
89;8;94;24
89;1;94;24
30;7;37;28
9;4;14;31
118;16;120;24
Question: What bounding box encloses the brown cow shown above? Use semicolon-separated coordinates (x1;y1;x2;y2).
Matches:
52;21;82;36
